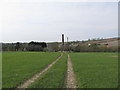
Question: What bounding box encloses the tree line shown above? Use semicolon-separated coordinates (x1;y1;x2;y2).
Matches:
2;41;119;52
2;41;47;51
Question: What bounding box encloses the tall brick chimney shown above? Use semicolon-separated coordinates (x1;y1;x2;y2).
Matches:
62;34;64;45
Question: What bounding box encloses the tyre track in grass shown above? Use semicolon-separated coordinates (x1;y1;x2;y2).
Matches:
66;54;77;89
17;53;63;89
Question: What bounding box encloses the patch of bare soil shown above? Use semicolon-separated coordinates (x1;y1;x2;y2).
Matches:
66;54;77;89
17;54;63;89
111;55;118;58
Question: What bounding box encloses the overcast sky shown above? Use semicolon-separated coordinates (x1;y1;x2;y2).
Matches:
1;1;118;43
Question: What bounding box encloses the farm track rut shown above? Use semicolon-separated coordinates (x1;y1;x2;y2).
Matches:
66;54;77;89
17;54;63;89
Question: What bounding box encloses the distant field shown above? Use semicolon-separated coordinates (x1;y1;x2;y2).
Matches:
29;53;67;88
70;53;118;88
3;52;60;88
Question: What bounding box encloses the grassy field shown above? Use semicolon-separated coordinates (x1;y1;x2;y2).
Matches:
29;53;67;88
2;52;60;88
70;52;118;88
2;52;118;88
0;52;2;89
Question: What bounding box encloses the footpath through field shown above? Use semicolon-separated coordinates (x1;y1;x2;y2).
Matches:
66;54;77;88
17;53;63;89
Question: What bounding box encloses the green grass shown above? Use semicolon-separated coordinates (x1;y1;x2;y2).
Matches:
0;52;2;89
29;53;67;88
3;51;60;88
3;52;118;88
70;52;118;88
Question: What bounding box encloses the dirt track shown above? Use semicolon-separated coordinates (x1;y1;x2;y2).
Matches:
66;54;77;89
17;54;63;89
